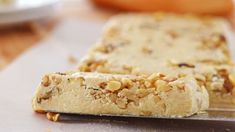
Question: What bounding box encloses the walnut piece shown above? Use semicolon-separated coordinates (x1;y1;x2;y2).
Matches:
51;76;62;85
46;112;60;122
137;88;149;98
119;88;138;102
194;73;206;82
155;80;171;92
121;78;133;88
106;81;122;92
41;75;50;87
147;73;165;80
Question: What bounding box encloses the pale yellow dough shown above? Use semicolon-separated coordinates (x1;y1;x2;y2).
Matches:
33;72;208;117
78;13;235;109
33;13;235;119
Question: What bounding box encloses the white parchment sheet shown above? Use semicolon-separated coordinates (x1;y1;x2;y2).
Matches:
0;18;234;132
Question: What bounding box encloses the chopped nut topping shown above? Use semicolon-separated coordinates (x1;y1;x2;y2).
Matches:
91;90;103;99
163;77;177;82
51;76;62;85
41;75;50;87
218;69;234;92
46;112;60;122
36;87;58;103
95;44;115;54
176;83;186;91
155;80;171;92
105;26;120;38
218;34;226;42
178;73;187;78
106;81;122;92
55;78;62;85
121;78;133;88
119;89;138;102
144;80;152;88
79;59;107;72
77;77;85;86
137;88;149;98
99;82;107;89
34;109;46;113
147;73;165;80
200;33;226;49
194;73;206;82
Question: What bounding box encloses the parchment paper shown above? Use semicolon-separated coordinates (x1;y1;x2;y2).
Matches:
0;18;234;132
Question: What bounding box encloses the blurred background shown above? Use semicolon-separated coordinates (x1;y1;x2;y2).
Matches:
0;0;234;70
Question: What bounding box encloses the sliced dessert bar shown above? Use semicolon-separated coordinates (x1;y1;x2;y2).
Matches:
78;13;235;108
32;72;208;117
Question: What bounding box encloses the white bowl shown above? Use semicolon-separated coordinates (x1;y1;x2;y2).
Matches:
0;0;59;25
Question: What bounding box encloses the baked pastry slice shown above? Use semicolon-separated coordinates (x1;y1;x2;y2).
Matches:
78;13;235;109
32;72;208;118
32;13;234;120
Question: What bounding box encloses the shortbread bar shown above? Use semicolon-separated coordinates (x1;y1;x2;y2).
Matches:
32;13;235;121
32;72;208;117
78;13;235;108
